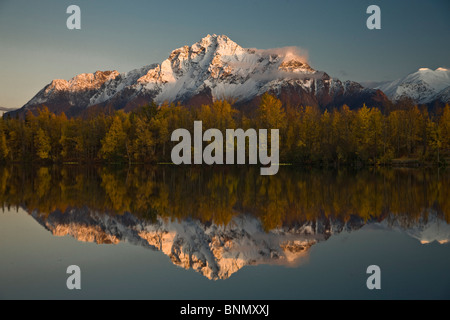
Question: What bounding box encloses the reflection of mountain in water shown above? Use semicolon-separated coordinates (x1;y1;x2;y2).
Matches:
381;213;450;245
1;165;449;280
30;207;449;280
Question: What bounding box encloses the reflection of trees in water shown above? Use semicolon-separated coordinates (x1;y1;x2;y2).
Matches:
0;165;448;229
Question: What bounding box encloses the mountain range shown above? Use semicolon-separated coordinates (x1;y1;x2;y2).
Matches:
6;34;450;119
374;67;450;104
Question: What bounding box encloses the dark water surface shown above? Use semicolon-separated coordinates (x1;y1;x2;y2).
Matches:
0;165;449;299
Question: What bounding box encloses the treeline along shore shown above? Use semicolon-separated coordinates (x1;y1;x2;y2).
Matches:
0;93;449;167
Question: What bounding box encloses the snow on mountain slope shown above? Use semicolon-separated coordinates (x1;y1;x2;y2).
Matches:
433;85;450;103
376;67;450;104
89;65;156;106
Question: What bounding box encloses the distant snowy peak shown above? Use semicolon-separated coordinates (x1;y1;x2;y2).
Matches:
376;67;450;104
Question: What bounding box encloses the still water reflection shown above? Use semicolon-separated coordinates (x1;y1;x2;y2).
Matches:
0;165;449;298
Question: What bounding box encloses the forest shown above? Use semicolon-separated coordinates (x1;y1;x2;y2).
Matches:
0;93;449;167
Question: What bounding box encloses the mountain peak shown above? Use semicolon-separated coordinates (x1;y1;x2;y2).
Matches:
191;33;244;58
199;34;234;45
201;33;229;42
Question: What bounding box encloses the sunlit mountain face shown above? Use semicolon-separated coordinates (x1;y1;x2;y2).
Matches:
1;165;449;280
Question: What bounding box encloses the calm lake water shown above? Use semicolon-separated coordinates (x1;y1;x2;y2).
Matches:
0;165;449;299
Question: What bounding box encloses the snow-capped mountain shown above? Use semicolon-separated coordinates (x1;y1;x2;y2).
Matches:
375;67;450;104
11;34;389;118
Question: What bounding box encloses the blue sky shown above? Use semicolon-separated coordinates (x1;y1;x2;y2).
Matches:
0;0;449;108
